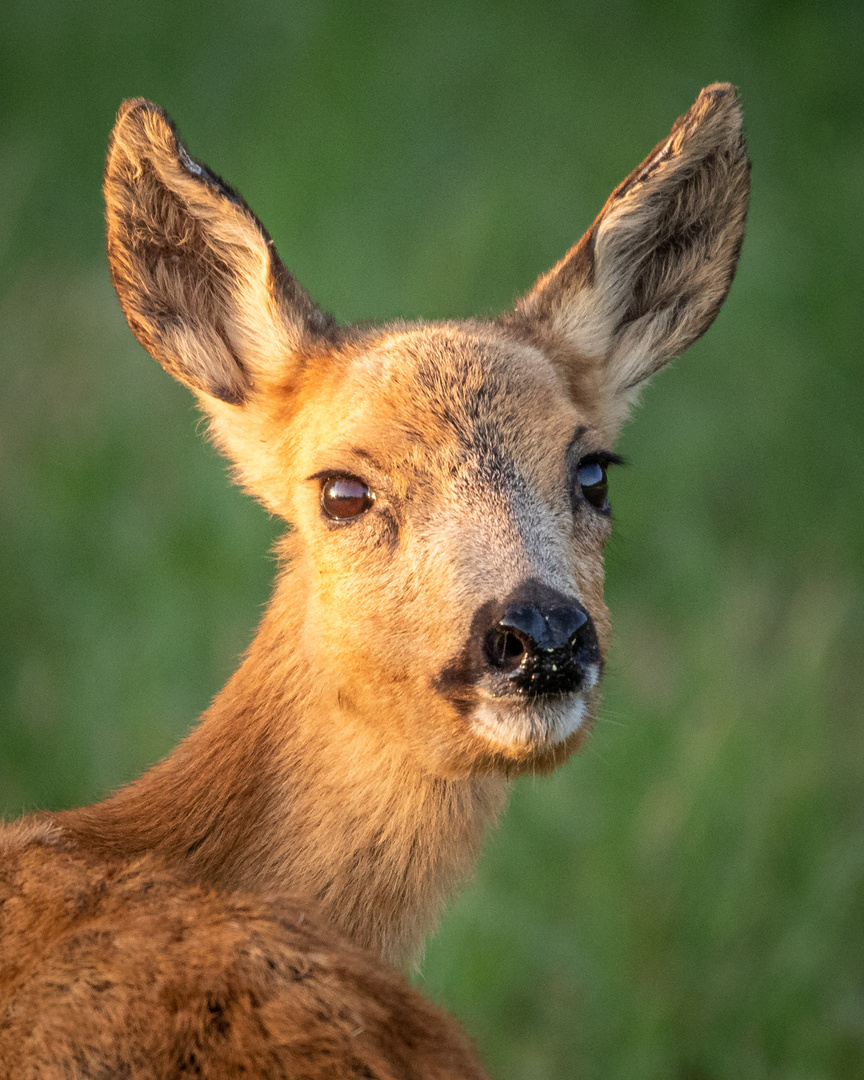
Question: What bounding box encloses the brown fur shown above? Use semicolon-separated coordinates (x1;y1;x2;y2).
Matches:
2;86;749;1075
0;830;486;1078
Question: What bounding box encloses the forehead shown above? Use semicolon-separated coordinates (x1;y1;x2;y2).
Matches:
302;323;584;471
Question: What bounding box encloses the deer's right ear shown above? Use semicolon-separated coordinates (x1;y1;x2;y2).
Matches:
105;99;332;406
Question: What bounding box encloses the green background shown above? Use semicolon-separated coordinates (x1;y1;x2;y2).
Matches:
1;2;862;1077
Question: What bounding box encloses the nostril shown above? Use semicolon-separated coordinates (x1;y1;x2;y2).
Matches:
500;631;525;666
485;628;527;674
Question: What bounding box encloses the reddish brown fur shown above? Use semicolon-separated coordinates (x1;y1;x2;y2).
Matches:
0;824;486;1078
1;86;749;1075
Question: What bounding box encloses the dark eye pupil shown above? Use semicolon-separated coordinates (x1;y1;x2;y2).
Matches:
321;477;374;520
577;461;608;509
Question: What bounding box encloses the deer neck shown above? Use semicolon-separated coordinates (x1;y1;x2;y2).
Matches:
54;567;507;966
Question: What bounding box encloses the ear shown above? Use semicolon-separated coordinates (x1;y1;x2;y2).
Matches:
105;98;334;406
507;84;750;436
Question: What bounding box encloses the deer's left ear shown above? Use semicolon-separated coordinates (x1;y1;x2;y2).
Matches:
506;84;750;436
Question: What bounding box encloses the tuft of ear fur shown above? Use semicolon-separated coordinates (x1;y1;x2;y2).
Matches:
104;99;334;405
507;84;750;433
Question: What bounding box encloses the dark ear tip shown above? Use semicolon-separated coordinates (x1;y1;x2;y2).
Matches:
690;82;744;134
698;82;737;101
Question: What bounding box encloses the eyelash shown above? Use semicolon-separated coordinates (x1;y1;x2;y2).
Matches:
578;451;624;470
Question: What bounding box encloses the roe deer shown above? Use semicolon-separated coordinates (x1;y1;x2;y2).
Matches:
0;85;749;1077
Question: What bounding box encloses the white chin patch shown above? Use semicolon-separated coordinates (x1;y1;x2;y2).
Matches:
471;693;588;752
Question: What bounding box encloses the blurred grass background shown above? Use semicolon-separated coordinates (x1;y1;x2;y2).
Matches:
1;1;862;1077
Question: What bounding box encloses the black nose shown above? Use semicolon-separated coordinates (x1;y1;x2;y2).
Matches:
484;594;600;696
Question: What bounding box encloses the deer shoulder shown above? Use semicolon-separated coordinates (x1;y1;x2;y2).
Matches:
0;820;487;1079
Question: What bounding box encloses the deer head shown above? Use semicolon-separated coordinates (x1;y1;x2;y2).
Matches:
103;86;749;782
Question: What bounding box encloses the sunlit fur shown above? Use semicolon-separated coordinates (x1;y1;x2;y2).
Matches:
1;86;749;1076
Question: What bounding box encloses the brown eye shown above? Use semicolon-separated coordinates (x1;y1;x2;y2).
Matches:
577;460;609;510
320;476;375;520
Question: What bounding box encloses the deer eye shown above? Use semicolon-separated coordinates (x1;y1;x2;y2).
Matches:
576;460;609;511
320;476;375;520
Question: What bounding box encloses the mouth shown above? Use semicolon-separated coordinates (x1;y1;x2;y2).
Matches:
469;664;601;751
